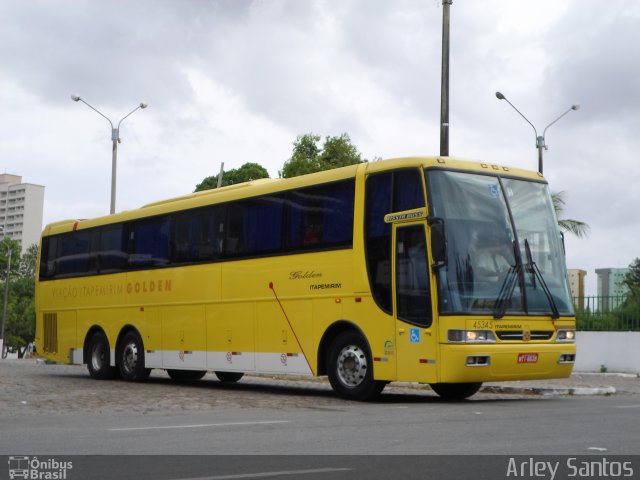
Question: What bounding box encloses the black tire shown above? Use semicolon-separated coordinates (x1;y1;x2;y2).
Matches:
86;331;117;380
117;330;151;382
326;331;386;401
167;369;207;381
430;382;483;400
214;371;244;383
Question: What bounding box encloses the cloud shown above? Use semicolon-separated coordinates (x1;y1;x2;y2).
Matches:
1;0;638;293
545;1;640;126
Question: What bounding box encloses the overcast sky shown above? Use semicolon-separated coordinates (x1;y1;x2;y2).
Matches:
1;0;638;295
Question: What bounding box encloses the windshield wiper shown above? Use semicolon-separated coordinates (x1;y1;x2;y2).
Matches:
524;239;560;319
493;263;520;319
493;240;524;319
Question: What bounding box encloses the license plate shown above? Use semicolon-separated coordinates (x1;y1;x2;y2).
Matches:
518;353;538;364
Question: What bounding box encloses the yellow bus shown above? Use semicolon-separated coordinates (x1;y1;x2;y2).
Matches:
35;157;576;400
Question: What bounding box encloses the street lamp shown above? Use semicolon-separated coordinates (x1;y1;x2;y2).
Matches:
495;91;579;175
71;95;148;214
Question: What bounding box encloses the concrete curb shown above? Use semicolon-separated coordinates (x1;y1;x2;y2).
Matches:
481;385;617;396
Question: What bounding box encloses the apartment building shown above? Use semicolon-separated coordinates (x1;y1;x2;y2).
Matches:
0;174;45;252
567;269;587;310
596;267;630;311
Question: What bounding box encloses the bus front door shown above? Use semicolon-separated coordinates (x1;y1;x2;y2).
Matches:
393;223;438;383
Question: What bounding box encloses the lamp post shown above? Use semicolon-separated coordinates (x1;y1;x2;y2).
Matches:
495;91;579;175
71;95;148;214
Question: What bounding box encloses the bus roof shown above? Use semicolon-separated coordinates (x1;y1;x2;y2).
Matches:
41;156;543;237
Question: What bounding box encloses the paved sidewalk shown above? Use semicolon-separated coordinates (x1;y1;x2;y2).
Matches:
482;372;640;396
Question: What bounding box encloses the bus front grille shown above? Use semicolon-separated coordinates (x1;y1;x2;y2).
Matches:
496;331;553;341
43;313;58;353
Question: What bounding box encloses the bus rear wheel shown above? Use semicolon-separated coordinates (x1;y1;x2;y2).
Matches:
214;371;244;383
87;331;117;380
117;331;151;382
167;369;207;381
327;331;385;401
430;382;482;400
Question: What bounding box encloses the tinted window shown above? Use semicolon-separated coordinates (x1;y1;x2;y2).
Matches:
365;169;425;314
287;181;354;251
129;216;170;268
39;236;58;279
394;169;425;212
365;173;393;313
57;231;93;277
172;207;224;263
38;179;355;280
225;196;285;257
99;224;127;273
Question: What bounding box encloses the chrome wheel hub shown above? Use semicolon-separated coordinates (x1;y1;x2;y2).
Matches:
91;343;105;371
336;344;367;387
122;342;139;375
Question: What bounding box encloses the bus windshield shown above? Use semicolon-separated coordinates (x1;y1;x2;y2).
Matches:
427;170;574;317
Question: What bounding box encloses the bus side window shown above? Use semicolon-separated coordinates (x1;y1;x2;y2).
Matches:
98;224;127;273
172;210;211;263
57;230;93;277
129;216;170;268
224;204;245;257
394;169;425;211
365;169;426;315
365;172;393;313
243;196;284;255
39;236;59;279
287;180;354;251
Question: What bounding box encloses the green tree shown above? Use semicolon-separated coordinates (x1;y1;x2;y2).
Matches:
623;258;640;293
19;243;38;278
5;277;35;358
280;133;365;178
552;191;590;238
1;239;30;358
194;162;270;192
0;238;21;277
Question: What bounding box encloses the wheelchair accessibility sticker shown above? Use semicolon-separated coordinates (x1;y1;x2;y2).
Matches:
409;328;421;343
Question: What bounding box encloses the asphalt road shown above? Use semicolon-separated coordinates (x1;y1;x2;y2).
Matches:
1;360;639;479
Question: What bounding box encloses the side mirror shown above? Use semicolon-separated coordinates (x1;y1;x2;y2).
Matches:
428;217;447;271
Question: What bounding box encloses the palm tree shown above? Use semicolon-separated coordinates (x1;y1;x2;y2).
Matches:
552;191;590;238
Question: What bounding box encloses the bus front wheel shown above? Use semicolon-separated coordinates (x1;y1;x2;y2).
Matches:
430;382;482;400
86;331;117;380
327;331;385;401
117;331;151;382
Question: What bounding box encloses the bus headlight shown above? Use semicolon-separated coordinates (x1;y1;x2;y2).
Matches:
556;329;576;343
448;329;496;343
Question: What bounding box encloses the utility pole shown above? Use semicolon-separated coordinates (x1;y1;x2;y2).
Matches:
440;0;452;157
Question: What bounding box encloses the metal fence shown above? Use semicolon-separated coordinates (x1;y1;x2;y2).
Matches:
574;295;640;331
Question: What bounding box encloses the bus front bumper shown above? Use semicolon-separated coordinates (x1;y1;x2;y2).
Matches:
438;343;576;384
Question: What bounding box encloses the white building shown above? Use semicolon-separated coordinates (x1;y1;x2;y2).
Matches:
567;269;587;310
595;267;630;311
0;174;45;252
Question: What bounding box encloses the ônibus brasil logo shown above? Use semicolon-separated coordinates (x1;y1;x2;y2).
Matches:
8;456;73;479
